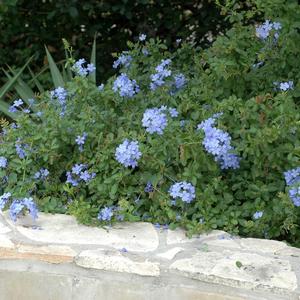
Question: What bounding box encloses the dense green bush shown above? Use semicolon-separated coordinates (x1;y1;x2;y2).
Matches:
0;0;300;246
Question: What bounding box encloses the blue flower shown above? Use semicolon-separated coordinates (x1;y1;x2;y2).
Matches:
50;87;68;116
15;140;28;159
113;73;140;98
66;164;95;186
98;206;114;221
278;81;294;91
168;108;178;118
288;187;300;207
169;181;196;203
253;211;263;220
256;20;281;40
13;99;24;107
115;139;142;168
197;114;240;170
284;167;300;186
72;164;86;175
173;73;186;90
150;59;172;90
0;156;7;168
0;192;11;210
72;59;96;77
9;197;38;222
34;168;49;181
113;54;132;69
79;170;96;182
139;34;147;41
142;108;168;135
144;181;154;193
98;84;104;91
66;172;79;187
75;133;87;152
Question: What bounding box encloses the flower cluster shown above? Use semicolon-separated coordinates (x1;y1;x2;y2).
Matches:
8;99;29;114
66;164;96;187
256;20;281;40
144;181;154;193
169;181;196;204
34;168;49;181
150;59;172;90
75;132;87;152
197;115;240;169
284;167;300;207
9;197;38;222
0;156;7;168
113;53;133;69
15;139;29;159
113;73;140;98
50;87;68;116
142;108;168;135
173;73;186;90
284;167;300;186
0;192;11;209
274;81;294;91
98;206;114;221
72;58;96;77
115;139;142;168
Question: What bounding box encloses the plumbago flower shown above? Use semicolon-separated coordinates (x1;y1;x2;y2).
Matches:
50;87;68;116
34;168;49;181
115;139;141;168
197;114;240;170
113;73;140;98
75;132;87;152
0;156;7;168
139;33;147;41
253;211;263;220
169;181;196;204
284;167;300;207
15;138;29;159
72;58;96;77
171;73;186;93
256;20;281;40
98;206;114;221
274;81;294;91
0;192;11;209
142;108;168;135
113;53;132;69
142;106;178;135
9;197;38;222
150;59;172;90
66;164;95;187
9;99;24;113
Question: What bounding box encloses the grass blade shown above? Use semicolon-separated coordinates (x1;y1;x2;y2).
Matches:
45;46;65;88
89;37;96;83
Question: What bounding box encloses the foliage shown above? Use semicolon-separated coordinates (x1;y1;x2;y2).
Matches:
0;0;300;246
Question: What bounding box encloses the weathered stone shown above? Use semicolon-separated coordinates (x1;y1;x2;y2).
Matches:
170;250;298;292
0;244;76;264
205;239;241;249
75;248;160;277
0;234;14;249
156;247;184;260
4;212;159;252
0;221;11;234
276;246;300;257
240;238;287;253
166;228;227;245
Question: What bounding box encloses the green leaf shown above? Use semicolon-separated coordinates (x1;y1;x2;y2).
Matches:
89;36;97;83
45;46;65;88
0;56;32;100
236;261;243;268
28;66;44;93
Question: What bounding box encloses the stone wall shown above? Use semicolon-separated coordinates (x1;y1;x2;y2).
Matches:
0;212;299;300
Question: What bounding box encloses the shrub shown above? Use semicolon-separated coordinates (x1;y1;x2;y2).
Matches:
0;0;300;246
